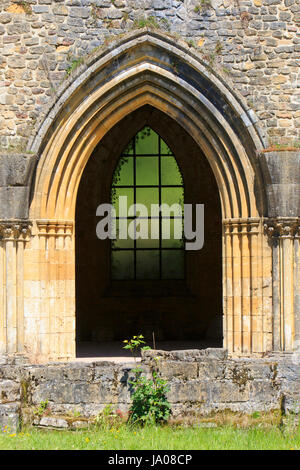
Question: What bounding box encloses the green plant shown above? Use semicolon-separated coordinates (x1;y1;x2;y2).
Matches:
133;15;169;31
194;0;212;13
122;335;170;426
94;405;114;429
128;368;171;426
222;66;231;75
266;140;300;151
123;335;151;361
186;39;196;48
159;17;171;31
94;405;126;430
66;57;84;77
34;400;49;417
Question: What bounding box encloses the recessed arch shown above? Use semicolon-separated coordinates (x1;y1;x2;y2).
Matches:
24;29;273;360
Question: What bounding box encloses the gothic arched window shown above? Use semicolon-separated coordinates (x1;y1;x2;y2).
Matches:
111;127;184;280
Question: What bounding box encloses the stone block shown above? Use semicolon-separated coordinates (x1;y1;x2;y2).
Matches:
167;380;210;404
0;186;30;219
0;154;37;187
31;381;75;404
39;416;68;428
249;380;279;404
157;361;198;380
209;380;251;403
0;403;20;434
0;380;20;403
198;359;226;380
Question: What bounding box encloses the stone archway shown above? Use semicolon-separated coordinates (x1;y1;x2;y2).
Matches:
75;105;223;349
22;29;273;361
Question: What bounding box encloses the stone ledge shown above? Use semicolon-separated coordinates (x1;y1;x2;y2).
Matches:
142;348;228;362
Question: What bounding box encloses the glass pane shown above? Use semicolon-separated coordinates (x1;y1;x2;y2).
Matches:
111;251;134;280
136;156;159;186
113;156;133;186
136;188;159;213
135;127;158;154
161;157;182;186
136;219;159;248
112;188;134;216
161;187;184;216
112;219;134;249
160;139;173;155
161;250;185;279
136;250;160;279
161;218;184;248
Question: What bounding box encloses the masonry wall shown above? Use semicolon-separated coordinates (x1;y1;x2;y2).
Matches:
0;0;299;152
0;349;300;432
0;0;299;362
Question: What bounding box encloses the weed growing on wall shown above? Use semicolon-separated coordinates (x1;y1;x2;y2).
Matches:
123;336;171;426
128;368;171;426
123;334;150;361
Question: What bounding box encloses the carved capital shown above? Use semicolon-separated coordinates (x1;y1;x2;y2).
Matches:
0;221;32;241
264;218;300;239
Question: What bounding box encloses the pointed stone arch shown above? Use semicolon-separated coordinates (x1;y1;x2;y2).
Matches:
23;29;272;361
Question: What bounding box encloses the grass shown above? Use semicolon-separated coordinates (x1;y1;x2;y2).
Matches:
0;424;299;450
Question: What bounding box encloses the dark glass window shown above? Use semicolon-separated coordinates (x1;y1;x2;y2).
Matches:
111;127;184;280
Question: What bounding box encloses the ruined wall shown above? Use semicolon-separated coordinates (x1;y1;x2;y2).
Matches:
0;349;300;432
0;0;299;152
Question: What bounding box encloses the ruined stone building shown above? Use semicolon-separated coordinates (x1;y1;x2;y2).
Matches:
0;0;299;365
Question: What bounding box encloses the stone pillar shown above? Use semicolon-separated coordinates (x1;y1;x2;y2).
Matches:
223;218;272;355
0;221;32;355
264;218;300;352
295;226;300;351
23;220;75;361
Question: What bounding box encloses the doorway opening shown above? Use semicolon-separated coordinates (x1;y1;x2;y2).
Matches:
75;106;222;360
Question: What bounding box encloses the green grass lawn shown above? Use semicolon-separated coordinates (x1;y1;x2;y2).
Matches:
0;424;299;450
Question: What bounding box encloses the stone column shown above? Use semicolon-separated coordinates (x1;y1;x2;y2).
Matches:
295;226;300;351
0;221;32;354
264;218;300;352
23;220;75;361
223;218;270;354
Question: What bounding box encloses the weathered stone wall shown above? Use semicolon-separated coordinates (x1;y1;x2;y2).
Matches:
0;0;299;151
1;349;299;432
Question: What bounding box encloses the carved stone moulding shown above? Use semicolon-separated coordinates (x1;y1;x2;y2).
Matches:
223;218;261;235
264;217;300;239
36;220;74;237
0;220;32;241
